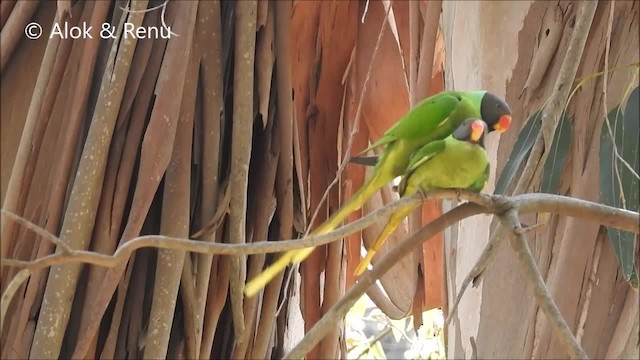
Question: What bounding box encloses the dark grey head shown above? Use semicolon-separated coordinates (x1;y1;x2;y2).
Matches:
480;92;512;133
452;118;488;148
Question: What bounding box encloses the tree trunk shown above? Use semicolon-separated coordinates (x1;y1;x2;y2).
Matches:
443;1;639;358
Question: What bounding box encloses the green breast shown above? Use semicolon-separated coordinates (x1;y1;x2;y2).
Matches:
401;139;488;195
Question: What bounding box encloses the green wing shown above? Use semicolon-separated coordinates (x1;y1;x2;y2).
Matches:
406;140;447;173
357;93;462;155
397;140;447;195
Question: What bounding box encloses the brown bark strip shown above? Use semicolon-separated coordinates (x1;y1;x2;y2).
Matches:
1;8;60;269
234;103;278;359
200;252;230;358
30;2;148;358
78;8;160;348
9;1;105;355
193;1;224;355
0;0;40;72
229;0;258;346
251;1;296;357
256;2;275;129
0;0;17;29
1;8;78;286
144;10;198;355
69;1;196;356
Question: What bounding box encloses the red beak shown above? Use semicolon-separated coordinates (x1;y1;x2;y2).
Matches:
494;115;512;133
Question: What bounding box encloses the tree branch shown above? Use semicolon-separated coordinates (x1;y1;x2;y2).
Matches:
284;189;638;359
0;195;420;269
499;210;588;359
284;204;485;359
3;189;639;346
4;191;636;271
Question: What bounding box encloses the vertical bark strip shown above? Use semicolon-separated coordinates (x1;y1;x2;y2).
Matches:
30;2;148;358
1;12;61;266
193;1;224;355
10;1;110;354
229;0;257;346
252;1;295;357
0;0;40;72
144;10;198;355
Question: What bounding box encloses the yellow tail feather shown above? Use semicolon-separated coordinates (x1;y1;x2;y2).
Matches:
243;171;390;297
354;203;419;276
243;249;304;297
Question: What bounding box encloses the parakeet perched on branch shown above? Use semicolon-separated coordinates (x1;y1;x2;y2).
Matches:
355;118;491;275
244;91;511;297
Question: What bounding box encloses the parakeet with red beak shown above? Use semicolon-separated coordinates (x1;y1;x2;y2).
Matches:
244;91;510;297
355;118;491;275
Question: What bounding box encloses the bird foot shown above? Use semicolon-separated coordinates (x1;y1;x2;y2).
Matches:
417;187;430;200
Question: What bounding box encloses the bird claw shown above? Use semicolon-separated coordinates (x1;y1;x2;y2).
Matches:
418;187;430;200
516;222;545;235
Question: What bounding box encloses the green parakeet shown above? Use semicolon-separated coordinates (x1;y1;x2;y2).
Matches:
355;118;491;275
244;91;511;297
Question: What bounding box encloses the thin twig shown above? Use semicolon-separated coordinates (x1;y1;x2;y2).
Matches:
446;190;640;325
120;0;179;38
354;326;392;359
499;210;588;359
4;189;640;354
305;2;391;235
3;190;638;271
0;211;72;254
470;336;478;360
0;268;30;332
0;195;423;269
444;225;508;327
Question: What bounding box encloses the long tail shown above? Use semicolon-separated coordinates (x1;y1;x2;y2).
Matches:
353;203;419;276
243;171;390;297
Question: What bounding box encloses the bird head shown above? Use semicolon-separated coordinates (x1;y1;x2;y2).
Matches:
453;118;488;147
480;92;512;134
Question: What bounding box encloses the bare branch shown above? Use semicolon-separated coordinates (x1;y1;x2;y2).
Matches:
514;193;639;234
4;185;639;356
2;190;637;272
0;195;424;270
1;210;72;254
446;190;640;327
284;204;485;359
0;268;30;332
499;210;588;359
286;188;625;358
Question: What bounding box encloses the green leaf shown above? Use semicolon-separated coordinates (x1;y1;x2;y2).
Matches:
599;86;639;285
540;113;572;194
369;340;386;359
495;111;542;194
